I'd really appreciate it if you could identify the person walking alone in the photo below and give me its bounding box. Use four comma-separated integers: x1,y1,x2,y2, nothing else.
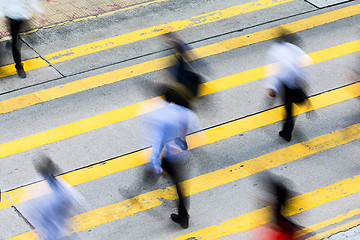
162,31,205,150
24,156,85,239
0,0,45,78
265,28,313,142
144,90,199,229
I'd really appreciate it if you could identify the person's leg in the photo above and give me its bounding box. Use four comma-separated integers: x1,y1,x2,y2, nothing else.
175,106,190,151
9,18,26,78
161,158,189,228
280,86,294,142
293,88,314,118
175,118,188,151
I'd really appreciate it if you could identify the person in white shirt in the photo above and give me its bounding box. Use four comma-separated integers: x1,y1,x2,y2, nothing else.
265,28,313,142
0,0,44,78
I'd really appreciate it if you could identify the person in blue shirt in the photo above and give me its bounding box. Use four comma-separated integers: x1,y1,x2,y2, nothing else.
145,89,201,229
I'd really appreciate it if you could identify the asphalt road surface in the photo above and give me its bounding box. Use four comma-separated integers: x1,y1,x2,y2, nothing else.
0,0,359,239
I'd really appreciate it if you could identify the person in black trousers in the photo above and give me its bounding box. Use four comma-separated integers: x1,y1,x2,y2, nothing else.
163,31,204,150
1,0,44,78
9,18,26,78
161,157,189,228
143,90,194,229
266,28,313,142
280,85,309,141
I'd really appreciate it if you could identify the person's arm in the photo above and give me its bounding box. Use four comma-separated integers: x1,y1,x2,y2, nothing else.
149,124,165,174
265,45,282,97
296,47,314,90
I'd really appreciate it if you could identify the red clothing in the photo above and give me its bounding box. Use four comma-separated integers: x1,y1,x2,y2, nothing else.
253,225,294,240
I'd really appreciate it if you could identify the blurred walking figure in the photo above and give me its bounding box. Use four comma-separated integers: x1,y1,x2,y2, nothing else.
265,28,313,142
25,156,84,240
163,31,204,150
252,174,305,240
0,0,45,78
144,90,199,229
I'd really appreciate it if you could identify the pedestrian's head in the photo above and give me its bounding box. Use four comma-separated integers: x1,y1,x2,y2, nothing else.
164,87,183,104
163,31,177,41
276,27,301,46
163,31,186,54
158,85,189,107
34,154,60,180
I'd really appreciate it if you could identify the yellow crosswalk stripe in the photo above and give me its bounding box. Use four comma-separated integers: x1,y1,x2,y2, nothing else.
45,0,292,64
173,176,360,240
7,123,360,239
200,39,360,96
0,3,358,110
0,39,357,166
5,0,170,39
0,66,359,211
296,208,360,239
0,0,292,78
0,58,49,78
307,218,360,240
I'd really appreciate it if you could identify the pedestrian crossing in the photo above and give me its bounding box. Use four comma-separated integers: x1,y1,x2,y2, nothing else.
6,123,360,239
0,39,357,167
0,4,358,112
1,81,359,211
172,173,360,240
0,0,294,78
0,0,359,239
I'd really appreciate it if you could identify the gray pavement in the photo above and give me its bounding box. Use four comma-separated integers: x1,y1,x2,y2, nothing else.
327,226,360,239
0,0,359,239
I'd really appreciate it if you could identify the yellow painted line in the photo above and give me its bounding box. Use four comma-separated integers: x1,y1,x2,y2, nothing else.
295,208,360,238
1,36,355,114
200,39,360,96
307,218,360,240
45,0,291,64
0,39,356,161
173,175,360,240
0,0,291,78
0,0,170,42
0,5,358,111
0,57,49,78
0,0,290,63
0,37,359,210
7,132,360,240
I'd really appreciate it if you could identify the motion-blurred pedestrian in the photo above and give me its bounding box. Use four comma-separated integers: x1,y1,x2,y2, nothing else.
0,0,45,78
251,174,305,240
144,90,198,229
265,28,313,142
25,156,84,240
164,31,202,99
163,31,204,150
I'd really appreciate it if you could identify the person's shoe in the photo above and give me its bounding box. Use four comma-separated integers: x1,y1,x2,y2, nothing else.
175,137,188,150
279,131,291,142
171,214,189,229
16,67,26,79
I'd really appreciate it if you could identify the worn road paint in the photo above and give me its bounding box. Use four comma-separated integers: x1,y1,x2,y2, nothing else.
0,4,359,114
7,126,360,239
173,174,360,240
